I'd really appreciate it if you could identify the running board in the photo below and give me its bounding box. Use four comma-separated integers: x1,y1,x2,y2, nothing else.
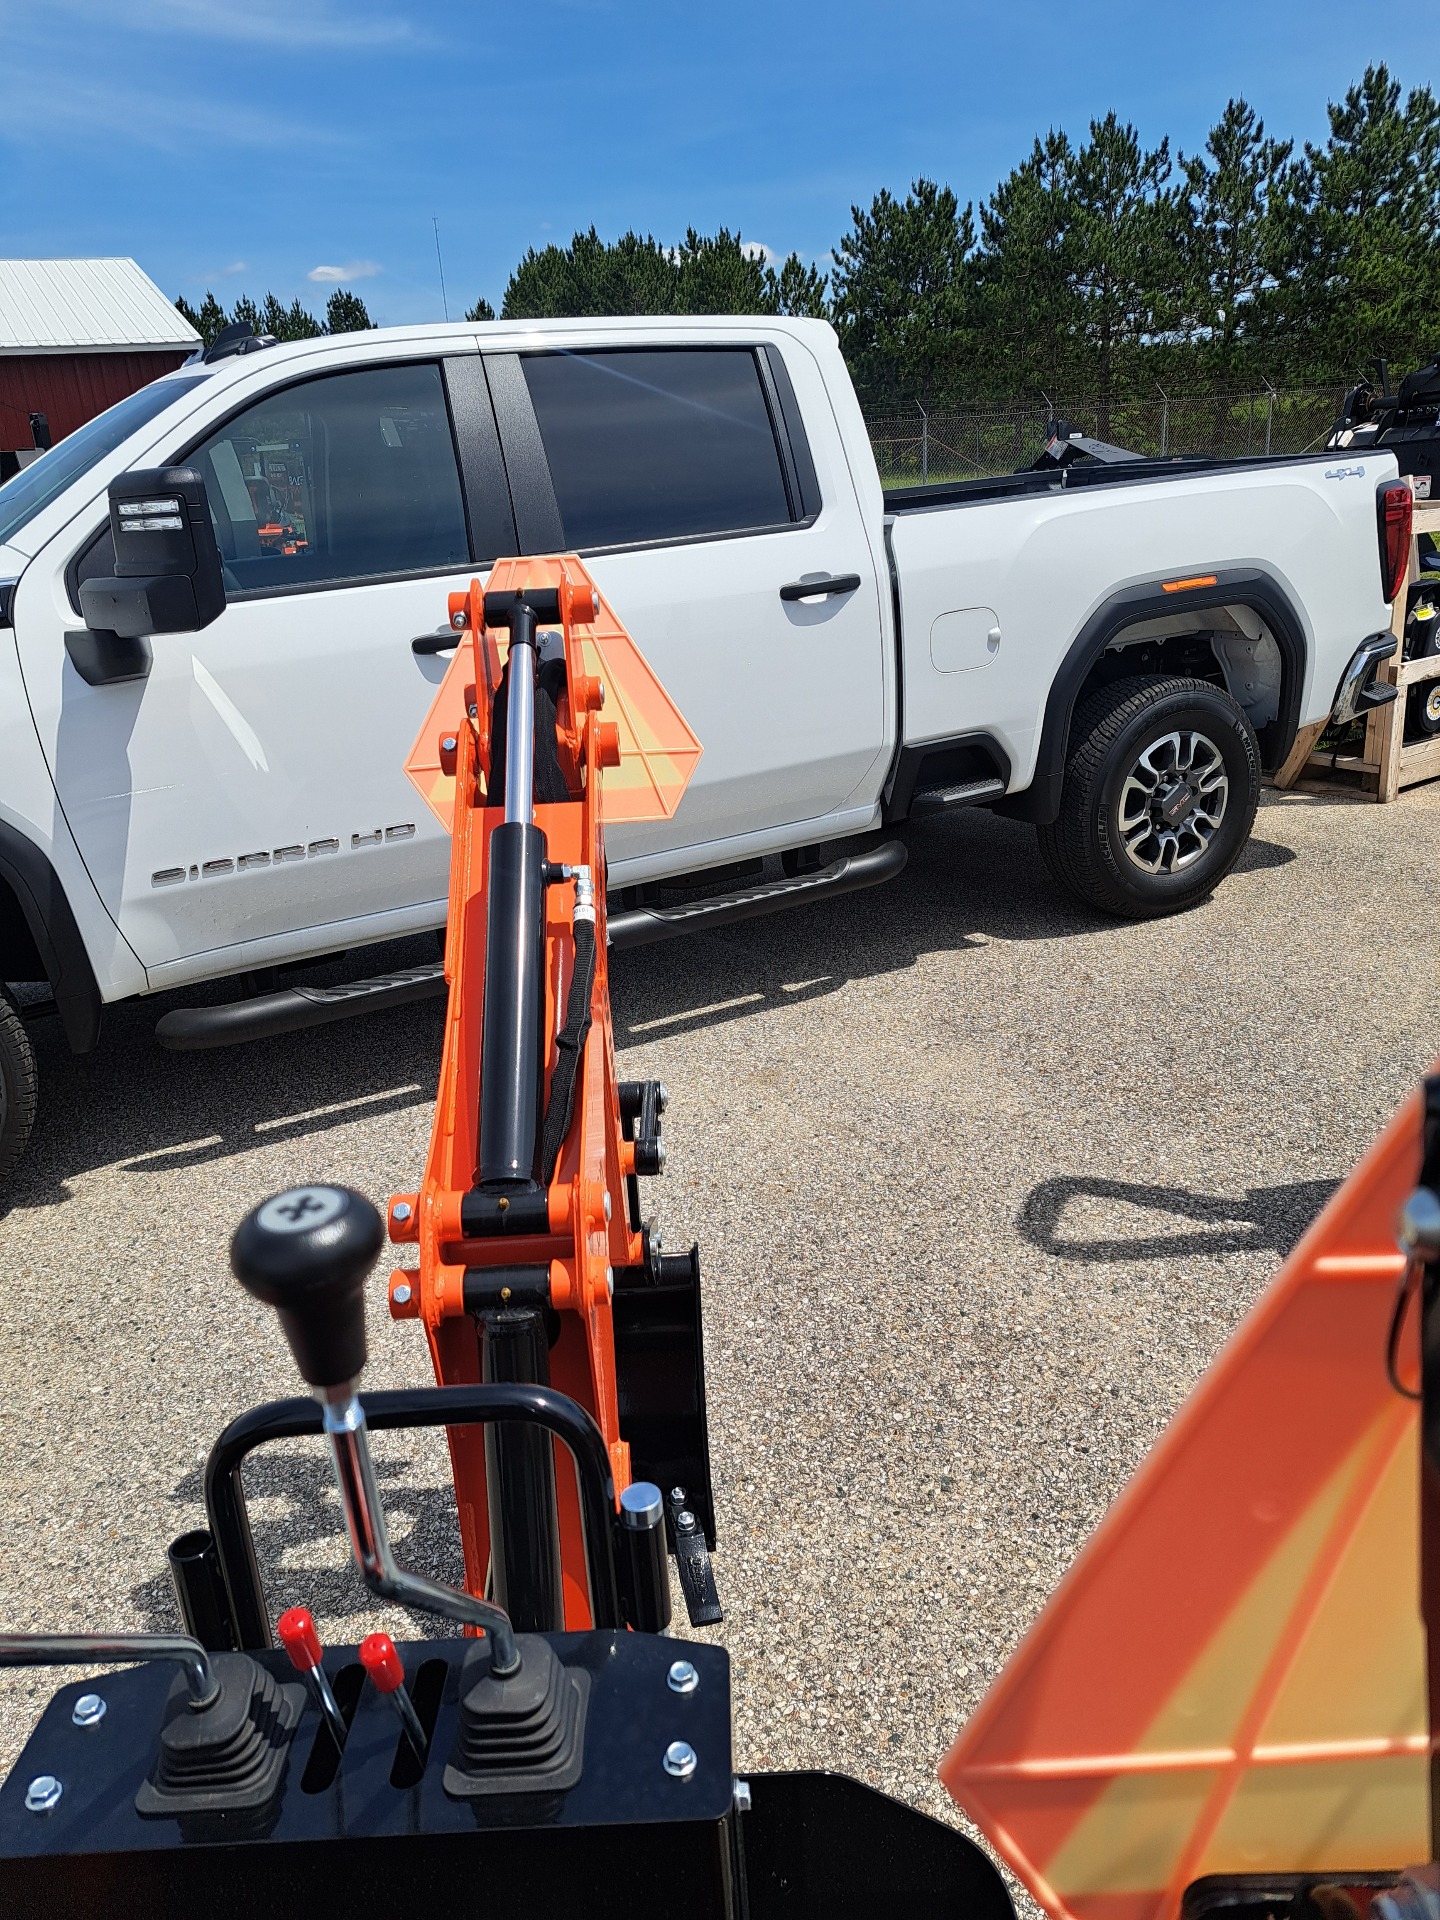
607,839,907,951
155,961,447,1051
908,775,1005,818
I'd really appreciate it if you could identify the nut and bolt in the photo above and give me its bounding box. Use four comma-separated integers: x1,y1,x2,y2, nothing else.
439,737,457,755
25,1775,62,1813
451,610,467,631
675,1509,697,1534
670,1486,686,1505
393,1202,413,1223
392,1282,413,1307
71,1694,106,1728
667,1659,699,1695
663,1740,698,1780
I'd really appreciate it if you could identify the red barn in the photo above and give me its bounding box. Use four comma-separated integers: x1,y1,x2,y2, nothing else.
0,258,199,478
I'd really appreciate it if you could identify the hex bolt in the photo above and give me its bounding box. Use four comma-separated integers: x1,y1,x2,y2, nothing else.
393,1202,413,1223
392,1282,413,1307
667,1659,699,1695
439,738,457,756
670,1486,687,1506
733,1778,753,1813
603,1192,612,1222
676,1509,697,1534
663,1740,698,1780
71,1693,106,1728
25,1775,62,1813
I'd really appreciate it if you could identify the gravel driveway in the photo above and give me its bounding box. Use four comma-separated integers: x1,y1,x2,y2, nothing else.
2,783,1438,1848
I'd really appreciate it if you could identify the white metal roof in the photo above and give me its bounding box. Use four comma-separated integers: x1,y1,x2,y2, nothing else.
0,258,199,354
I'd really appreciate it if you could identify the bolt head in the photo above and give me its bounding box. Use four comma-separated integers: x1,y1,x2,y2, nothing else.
392,1282,413,1307
670,1486,687,1505
656,1082,670,1113
25,1775,61,1813
451,611,467,631
605,1266,614,1302
603,1192,612,1222
393,1201,413,1222
667,1659,699,1695
1401,1188,1440,1255
71,1694,106,1728
663,1740,698,1780
676,1508,697,1533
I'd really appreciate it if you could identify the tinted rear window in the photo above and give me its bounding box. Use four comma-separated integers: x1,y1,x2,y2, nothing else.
521,348,793,549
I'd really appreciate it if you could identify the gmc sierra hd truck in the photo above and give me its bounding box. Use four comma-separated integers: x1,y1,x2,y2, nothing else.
0,315,1407,1179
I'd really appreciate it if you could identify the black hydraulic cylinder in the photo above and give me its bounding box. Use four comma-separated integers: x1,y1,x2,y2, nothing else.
482,1310,565,1632
618,1483,672,1633
167,1529,236,1652
478,821,548,1186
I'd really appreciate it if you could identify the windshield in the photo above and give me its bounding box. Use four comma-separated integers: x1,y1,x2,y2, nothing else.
0,373,209,550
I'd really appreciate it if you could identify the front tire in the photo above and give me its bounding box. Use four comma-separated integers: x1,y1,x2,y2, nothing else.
0,988,38,1185
1037,674,1261,919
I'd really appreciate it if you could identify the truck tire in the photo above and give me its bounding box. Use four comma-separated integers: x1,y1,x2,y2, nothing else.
0,988,38,1184
1037,675,1261,919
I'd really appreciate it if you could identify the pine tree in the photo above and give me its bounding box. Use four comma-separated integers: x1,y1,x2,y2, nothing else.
673,229,772,313
766,253,829,318
229,294,261,335
466,296,496,321
974,130,1078,401
830,180,975,407
1174,100,1292,387
324,288,374,333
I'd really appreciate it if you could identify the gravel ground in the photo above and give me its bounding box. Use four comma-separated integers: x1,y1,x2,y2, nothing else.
2,781,1439,1857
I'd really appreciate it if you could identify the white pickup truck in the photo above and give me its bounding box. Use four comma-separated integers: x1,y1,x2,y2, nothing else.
0,315,1407,1177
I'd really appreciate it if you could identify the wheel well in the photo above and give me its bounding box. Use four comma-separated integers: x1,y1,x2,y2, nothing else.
996,569,1306,825
0,874,46,981
0,824,103,1053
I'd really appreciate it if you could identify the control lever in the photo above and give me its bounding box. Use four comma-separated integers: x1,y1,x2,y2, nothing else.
0,1633,218,1706
231,1184,521,1675
360,1632,429,1760
277,1608,349,1752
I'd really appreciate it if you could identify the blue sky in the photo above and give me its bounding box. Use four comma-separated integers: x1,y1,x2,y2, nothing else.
0,1,1432,326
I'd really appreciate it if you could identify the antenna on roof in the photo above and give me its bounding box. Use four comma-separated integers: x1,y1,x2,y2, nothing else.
433,216,450,323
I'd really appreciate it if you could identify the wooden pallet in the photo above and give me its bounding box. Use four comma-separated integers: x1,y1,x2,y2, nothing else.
1277,489,1440,799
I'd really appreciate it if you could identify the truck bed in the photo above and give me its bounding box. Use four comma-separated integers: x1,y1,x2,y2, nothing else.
883,448,1346,516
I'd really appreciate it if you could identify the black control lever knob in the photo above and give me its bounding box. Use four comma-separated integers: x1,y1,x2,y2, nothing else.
231,1186,385,1390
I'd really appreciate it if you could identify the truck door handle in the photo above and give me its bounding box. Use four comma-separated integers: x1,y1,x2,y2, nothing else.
779,573,862,603
411,630,458,656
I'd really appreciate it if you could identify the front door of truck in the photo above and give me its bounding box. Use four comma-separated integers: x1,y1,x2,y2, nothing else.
15,357,508,979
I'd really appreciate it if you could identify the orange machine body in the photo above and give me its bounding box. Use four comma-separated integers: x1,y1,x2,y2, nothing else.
388,556,652,1629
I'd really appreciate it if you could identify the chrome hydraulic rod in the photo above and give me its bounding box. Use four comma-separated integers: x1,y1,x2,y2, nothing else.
503,612,537,827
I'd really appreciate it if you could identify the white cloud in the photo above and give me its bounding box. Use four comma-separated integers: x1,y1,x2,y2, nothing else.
308,261,381,284
44,0,418,49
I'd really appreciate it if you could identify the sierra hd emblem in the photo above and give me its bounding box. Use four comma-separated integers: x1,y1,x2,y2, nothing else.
151,824,415,887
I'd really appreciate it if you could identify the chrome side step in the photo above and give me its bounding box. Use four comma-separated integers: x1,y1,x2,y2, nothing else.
908,776,1005,818
607,839,907,951
155,960,447,1051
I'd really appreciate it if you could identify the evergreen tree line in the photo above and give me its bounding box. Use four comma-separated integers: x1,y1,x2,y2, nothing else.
175,285,377,345
174,66,1440,416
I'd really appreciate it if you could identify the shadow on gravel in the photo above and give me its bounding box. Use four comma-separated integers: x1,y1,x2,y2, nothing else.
1017,1173,1341,1263
129,1449,465,1636
6,800,1304,1206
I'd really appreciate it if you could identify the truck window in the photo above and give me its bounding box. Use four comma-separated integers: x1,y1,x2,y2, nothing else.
520,348,794,550
188,362,469,594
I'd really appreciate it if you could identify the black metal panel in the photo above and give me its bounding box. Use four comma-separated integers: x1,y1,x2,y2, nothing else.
613,1245,717,1548
0,1635,735,1920
742,1771,1016,1920
481,1312,564,1631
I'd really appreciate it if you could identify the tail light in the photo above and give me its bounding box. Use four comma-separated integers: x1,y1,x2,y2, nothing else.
1378,481,1413,603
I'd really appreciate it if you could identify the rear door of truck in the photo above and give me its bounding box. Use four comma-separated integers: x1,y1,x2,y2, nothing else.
481,331,890,872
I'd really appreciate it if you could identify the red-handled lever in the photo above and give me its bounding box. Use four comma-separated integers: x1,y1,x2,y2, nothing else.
278,1606,348,1753
359,1631,428,1761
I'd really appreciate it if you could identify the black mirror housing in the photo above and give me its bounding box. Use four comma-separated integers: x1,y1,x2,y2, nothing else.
78,467,226,641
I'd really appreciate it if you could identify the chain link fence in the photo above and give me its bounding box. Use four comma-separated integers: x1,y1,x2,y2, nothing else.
865,387,1348,487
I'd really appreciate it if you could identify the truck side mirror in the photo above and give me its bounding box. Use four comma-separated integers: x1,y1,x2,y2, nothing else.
78,467,226,646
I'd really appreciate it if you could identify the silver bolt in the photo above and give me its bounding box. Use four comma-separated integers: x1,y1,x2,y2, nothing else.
25,1775,62,1813
71,1694,106,1728
393,1282,413,1307
440,737,457,754
670,1486,687,1505
451,611,467,631
676,1509,696,1533
1401,1188,1440,1256
393,1202,413,1222
654,1141,667,1172
663,1740,697,1780
733,1777,752,1813
656,1083,670,1113
603,1192,612,1222
667,1659,699,1695
606,1266,614,1302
